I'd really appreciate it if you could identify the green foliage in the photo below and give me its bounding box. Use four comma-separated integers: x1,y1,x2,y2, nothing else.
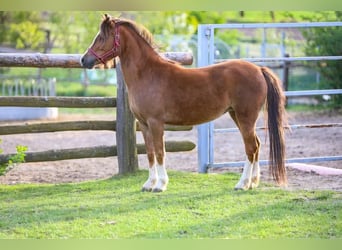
7,145,27,167
302,11,342,106
0,140,28,176
0,11,340,54
1,11,341,102
56,82,116,97
0,12,11,44
286,104,334,112
0,11,117,53
48,11,110,54
0,170,340,238
56,82,85,96
216,30,240,46
0,11,46,51
9,21,45,50
84,84,116,97
186,11,231,28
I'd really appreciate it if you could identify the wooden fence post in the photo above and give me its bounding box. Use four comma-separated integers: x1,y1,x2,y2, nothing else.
115,63,139,174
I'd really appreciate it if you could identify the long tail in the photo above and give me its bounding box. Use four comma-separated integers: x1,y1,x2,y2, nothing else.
261,67,287,185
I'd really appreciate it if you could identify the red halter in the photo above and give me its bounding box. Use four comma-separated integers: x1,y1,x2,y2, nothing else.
88,24,120,66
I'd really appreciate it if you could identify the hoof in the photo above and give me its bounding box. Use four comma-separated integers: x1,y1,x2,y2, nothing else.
234,185,249,191
152,188,165,193
250,178,260,189
141,187,152,192
234,179,251,191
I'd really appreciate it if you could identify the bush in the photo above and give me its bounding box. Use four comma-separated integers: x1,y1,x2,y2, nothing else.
0,139,28,176
56,82,85,96
56,82,116,97
302,11,342,107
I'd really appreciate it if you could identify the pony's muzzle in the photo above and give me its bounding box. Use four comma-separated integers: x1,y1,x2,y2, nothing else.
80,54,96,69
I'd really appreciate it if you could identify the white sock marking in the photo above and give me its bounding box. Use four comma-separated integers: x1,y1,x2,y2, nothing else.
142,164,158,191
235,157,253,190
154,164,169,191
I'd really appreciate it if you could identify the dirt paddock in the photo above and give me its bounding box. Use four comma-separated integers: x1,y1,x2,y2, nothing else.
0,109,341,191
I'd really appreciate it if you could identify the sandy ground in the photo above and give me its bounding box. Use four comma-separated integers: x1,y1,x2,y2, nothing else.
0,109,341,191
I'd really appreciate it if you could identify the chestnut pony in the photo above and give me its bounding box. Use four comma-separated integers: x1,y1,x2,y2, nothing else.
81,14,287,192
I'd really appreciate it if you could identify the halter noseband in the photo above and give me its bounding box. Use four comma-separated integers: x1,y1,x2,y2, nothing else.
88,23,120,66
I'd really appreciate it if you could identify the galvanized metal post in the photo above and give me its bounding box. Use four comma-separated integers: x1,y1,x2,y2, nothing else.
207,27,215,168
197,25,214,173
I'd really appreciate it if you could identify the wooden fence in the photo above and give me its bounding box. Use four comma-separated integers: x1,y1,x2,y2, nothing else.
0,53,195,174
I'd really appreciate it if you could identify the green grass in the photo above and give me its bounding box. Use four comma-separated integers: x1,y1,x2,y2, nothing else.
0,171,341,239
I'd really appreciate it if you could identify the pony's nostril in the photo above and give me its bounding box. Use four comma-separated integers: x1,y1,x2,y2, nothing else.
80,57,86,67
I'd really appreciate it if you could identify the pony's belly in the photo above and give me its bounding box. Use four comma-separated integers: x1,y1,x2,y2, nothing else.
164,109,226,126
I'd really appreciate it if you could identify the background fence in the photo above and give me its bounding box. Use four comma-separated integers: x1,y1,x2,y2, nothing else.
197,22,342,172
0,52,195,174
0,75,58,120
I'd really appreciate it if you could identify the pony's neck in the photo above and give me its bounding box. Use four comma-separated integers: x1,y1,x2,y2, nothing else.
118,25,160,83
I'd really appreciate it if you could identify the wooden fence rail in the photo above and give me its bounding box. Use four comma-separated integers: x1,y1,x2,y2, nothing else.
0,52,193,68
0,141,195,165
0,96,117,108
0,120,116,135
0,52,194,174
0,120,192,135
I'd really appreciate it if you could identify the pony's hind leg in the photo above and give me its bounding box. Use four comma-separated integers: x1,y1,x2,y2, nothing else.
229,110,261,190
235,133,261,190
251,136,261,189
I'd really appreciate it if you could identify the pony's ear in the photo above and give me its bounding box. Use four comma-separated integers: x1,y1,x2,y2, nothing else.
103,13,111,21
103,14,116,28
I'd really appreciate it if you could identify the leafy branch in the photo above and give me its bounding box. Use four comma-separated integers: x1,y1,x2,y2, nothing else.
0,139,28,176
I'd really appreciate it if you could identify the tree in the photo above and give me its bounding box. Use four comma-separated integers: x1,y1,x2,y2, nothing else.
48,11,108,54
302,11,342,106
0,11,46,51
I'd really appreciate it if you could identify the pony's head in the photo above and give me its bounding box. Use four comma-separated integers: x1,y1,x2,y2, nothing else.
81,14,119,69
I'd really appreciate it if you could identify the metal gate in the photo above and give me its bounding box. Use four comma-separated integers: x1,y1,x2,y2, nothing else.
197,22,342,173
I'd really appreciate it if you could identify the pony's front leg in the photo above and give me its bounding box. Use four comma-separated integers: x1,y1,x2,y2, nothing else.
153,162,169,192
140,122,158,192
143,159,168,192
150,120,168,192
152,143,168,191
142,161,158,192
